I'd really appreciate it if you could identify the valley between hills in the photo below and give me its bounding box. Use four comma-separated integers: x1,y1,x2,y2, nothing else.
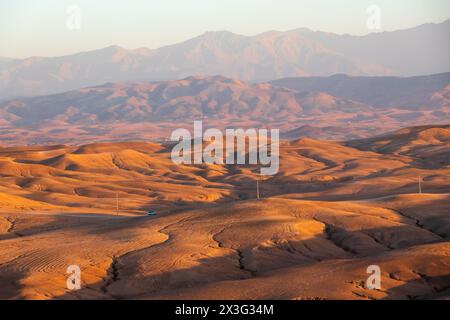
0,125,449,299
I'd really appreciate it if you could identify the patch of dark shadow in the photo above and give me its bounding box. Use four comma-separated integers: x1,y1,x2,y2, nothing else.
389,208,447,239
53,251,260,300
0,217,25,239
420,216,450,238
212,227,255,277
66,164,80,171
388,272,404,282
0,268,29,299
362,224,443,251
412,270,450,294
352,291,376,300
316,222,351,254
341,161,359,171
337,176,359,183
361,230,395,250
364,168,392,179
314,218,375,256
294,149,338,168
5,217,15,233
270,239,321,263
389,208,422,226
385,274,450,300
238,193,251,200
155,142,177,154
302,242,313,251
235,248,256,277
101,256,120,298
2,214,116,240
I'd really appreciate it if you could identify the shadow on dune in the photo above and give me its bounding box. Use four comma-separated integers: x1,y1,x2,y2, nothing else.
2,198,449,300
0,269,29,299
0,211,138,240
51,223,449,300
383,274,450,300
51,243,450,300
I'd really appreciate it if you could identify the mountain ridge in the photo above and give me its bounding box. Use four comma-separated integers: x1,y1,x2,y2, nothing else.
271,72,450,109
0,74,448,146
1,20,448,99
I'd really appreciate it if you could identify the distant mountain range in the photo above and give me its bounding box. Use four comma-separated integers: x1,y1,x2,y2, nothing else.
0,75,371,125
1,20,449,99
270,72,450,109
0,74,448,145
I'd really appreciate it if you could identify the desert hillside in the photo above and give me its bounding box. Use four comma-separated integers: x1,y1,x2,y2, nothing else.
0,125,449,299
0,75,448,146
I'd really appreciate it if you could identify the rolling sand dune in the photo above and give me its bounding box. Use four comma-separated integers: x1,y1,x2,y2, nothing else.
0,125,449,299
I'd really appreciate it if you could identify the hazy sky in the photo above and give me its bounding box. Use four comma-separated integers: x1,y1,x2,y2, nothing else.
1,0,449,58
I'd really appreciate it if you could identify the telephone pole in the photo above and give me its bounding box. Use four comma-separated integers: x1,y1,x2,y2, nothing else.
418,176,422,194
256,177,260,200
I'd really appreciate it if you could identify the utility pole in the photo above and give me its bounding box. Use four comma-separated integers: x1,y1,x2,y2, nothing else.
256,177,260,200
418,176,422,194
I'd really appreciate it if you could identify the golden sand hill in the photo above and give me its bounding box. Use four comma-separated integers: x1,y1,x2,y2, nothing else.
0,125,449,299
347,125,450,167
348,125,450,153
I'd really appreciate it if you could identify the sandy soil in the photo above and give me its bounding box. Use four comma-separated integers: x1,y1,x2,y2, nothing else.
0,125,449,299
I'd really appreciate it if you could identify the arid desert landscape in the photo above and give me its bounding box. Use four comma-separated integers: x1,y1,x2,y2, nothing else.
1,4,450,302
0,125,449,299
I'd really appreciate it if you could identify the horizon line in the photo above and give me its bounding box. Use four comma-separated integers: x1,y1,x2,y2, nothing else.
3,18,449,61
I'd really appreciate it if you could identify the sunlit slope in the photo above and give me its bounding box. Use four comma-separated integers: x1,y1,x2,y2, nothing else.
0,126,449,213
0,125,448,299
0,196,448,299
